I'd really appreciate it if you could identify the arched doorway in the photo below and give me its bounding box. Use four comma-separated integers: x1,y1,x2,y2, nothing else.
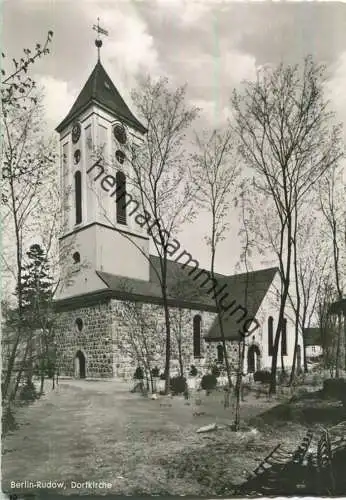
247,345,260,373
75,350,86,379
296,345,302,372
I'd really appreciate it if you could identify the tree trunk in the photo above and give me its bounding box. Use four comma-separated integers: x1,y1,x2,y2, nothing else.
233,340,246,430
335,313,342,377
40,369,45,394
303,338,308,373
178,340,184,378
163,299,171,395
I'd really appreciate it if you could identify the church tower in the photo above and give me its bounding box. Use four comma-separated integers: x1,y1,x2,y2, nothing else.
55,29,150,301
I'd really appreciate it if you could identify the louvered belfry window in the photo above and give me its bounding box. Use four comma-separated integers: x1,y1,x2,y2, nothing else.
75,171,82,224
116,171,127,225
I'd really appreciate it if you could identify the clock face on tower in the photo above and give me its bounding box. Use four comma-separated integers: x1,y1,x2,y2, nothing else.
72,122,81,144
113,123,127,144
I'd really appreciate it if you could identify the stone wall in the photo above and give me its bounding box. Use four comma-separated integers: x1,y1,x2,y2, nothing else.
55,298,246,380
55,301,113,377
110,299,240,380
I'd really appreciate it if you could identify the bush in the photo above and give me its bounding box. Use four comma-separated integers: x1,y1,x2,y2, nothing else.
189,365,198,377
254,370,271,384
151,366,160,378
133,366,144,380
323,378,346,402
160,372,166,380
170,376,187,395
201,373,217,392
1,405,18,436
19,380,38,403
211,365,221,377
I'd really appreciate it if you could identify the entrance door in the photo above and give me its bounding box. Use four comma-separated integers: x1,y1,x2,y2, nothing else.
247,345,260,373
75,350,86,379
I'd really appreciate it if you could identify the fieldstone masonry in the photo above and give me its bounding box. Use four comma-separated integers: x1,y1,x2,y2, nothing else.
55,301,113,377
55,298,250,380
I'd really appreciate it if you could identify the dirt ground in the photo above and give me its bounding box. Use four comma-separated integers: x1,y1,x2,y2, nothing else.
2,378,342,497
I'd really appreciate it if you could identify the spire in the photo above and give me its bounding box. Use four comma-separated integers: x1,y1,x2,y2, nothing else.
55,60,147,134
92,17,108,62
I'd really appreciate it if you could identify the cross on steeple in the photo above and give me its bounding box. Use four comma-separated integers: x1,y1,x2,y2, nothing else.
92,17,109,61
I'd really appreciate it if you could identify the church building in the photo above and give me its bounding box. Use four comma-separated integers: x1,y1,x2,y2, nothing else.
53,36,303,381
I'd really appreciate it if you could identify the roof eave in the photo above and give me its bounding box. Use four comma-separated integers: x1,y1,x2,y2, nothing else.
56,99,147,135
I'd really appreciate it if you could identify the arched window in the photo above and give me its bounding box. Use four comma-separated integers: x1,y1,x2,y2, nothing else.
116,171,126,225
73,252,80,264
217,344,224,363
193,314,201,358
281,318,287,355
268,316,274,356
75,318,83,332
115,150,125,164
75,171,82,224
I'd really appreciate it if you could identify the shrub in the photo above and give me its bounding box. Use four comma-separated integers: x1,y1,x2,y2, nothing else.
19,380,38,403
201,373,217,392
323,378,346,400
1,405,18,436
133,366,144,380
170,376,187,395
211,365,221,377
151,366,160,378
254,370,271,384
189,365,198,377
160,372,166,380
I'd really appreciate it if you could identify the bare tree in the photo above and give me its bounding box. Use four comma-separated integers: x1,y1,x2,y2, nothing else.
115,298,165,393
1,31,53,112
1,35,55,403
317,277,339,377
288,209,330,377
128,77,199,394
189,127,239,397
233,186,253,429
232,56,343,394
318,163,345,374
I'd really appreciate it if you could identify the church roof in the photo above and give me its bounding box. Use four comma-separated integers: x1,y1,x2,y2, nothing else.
95,257,278,340
204,266,278,341
56,61,147,134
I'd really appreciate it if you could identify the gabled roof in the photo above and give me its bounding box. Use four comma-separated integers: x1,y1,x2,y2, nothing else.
53,250,278,337
303,328,322,347
94,257,278,340
205,267,278,341
56,61,147,134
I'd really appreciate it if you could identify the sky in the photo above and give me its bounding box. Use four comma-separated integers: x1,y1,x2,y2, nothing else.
2,0,346,275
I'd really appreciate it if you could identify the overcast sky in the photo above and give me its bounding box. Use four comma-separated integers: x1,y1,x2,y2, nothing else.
3,0,346,275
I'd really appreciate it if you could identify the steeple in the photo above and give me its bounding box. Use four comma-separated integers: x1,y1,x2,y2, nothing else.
55,32,150,301
56,61,146,134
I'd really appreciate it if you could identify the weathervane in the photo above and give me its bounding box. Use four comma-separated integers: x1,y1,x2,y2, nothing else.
92,17,109,61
